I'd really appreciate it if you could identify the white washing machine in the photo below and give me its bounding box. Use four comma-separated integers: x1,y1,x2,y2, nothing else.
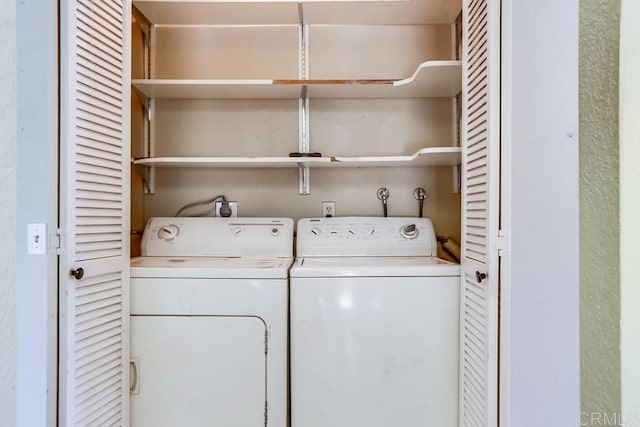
290,217,460,427
130,217,293,427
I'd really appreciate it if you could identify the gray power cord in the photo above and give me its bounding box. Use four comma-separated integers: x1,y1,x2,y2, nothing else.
175,195,231,217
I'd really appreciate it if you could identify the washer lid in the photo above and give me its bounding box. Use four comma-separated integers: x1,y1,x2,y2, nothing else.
131,256,293,279
290,256,459,278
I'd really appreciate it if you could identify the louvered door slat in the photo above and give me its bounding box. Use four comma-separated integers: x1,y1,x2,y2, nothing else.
88,0,123,24
77,163,123,180
460,0,499,426
76,352,121,387
76,129,122,152
76,191,123,203
78,94,122,123
77,38,122,71
77,53,124,87
77,92,123,118
77,172,122,187
77,394,121,426
77,27,123,64
77,4,122,46
77,110,122,134
77,157,122,174
77,141,122,160
77,68,124,100
60,0,130,425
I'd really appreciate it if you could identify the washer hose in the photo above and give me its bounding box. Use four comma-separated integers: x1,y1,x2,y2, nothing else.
437,235,461,263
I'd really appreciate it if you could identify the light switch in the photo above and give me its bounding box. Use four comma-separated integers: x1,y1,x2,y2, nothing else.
27,223,47,255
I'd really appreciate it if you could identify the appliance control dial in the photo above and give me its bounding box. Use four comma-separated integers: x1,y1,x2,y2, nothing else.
310,227,321,236
400,224,419,239
271,227,280,236
233,228,242,236
157,224,180,241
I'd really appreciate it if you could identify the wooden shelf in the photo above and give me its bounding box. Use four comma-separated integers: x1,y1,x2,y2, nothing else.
133,0,461,26
133,156,331,168
331,147,462,168
132,61,461,100
132,147,461,169
132,79,301,100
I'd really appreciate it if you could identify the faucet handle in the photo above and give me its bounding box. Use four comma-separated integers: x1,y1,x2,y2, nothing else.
377,187,390,203
377,187,390,217
413,187,427,217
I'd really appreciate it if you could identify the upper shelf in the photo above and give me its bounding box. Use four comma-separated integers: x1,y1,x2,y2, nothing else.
132,147,462,168
133,0,462,26
132,60,461,100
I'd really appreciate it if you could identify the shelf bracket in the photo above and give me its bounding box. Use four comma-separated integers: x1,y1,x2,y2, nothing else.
298,16,311,195
132,6,151,46
143,98,156,194
453,92,462,193
140,18,156,195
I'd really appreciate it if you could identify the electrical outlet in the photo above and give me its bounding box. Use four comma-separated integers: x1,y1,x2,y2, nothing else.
215,201,238,217
28,223,47,254
322,201,336,217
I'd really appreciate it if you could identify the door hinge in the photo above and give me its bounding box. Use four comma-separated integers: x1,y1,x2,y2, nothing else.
264,331,269,355
264,400,268,427
55,228,64,255
497,230,508,257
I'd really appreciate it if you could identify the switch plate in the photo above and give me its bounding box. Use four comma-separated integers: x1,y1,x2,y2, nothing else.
28,223,47,254
322,201,336,217
215,201,238,217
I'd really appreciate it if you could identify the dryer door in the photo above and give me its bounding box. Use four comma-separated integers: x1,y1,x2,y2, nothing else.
130,315,267,426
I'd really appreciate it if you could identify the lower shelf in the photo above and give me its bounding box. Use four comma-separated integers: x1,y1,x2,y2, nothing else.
132,147,461,169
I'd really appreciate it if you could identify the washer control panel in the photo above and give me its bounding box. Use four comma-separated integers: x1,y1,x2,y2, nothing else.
297,217,437,257
141,217,294,258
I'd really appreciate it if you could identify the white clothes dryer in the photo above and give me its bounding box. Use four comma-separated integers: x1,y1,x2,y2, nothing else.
130,217,293,427
290,217,460,427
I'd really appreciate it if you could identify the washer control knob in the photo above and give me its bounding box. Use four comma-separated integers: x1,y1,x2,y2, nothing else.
369,228,376,237
347,229,356,236
401,224,419,239
311,227,321,236
233,228,242,236
271,227,280,236
157,224,179,240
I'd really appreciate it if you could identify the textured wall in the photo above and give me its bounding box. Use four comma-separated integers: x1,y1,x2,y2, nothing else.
580,0,621,416
0,0,17,425
620,0,640,416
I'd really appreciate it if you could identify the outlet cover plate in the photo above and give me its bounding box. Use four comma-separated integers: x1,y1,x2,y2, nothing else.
322,201,336,217
215,201,238,217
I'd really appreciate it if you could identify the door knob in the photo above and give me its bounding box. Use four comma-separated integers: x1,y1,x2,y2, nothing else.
70,267,84,280
475,271,487,283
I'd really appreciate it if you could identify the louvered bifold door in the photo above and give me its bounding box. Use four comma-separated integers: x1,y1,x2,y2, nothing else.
459,0,500,426
59,0,131,426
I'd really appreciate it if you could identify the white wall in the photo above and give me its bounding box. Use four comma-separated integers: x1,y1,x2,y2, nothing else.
15,1,59,426
504,0,580,425
0,0,18,425
620,0,640,418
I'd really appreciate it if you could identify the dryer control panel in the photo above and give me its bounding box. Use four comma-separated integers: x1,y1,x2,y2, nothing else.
141,217,294,258
297,217,437,257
